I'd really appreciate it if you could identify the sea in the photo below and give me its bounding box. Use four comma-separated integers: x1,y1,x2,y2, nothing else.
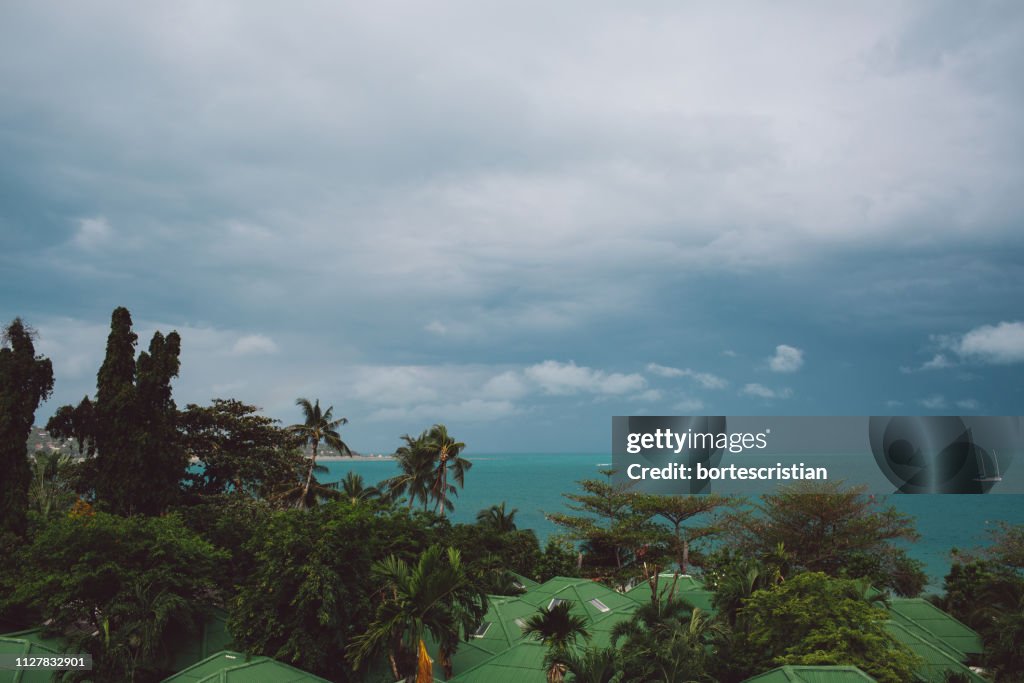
322,452,1024,593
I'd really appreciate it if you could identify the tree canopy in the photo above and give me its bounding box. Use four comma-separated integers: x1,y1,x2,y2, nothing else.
0,318,54,535
722,481,926,595
49,307,185,515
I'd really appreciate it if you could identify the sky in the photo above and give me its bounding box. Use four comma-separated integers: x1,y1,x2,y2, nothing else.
2,1,1023,453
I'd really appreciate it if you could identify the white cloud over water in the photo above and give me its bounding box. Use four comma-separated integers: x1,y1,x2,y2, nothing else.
954,321,1024,364
740,383,792,400
524,360,646,396
769,345,804,373
646,363,728,389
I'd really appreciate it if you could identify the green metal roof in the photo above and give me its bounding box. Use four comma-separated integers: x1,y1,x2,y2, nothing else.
509,572,540,591
884,622,986,683
443,575,989,683
446,641,550,683
430,580,640,680
888,598,983,656
742,665,878,682
160,650,330,683
519,577,641,623
0,629,66,683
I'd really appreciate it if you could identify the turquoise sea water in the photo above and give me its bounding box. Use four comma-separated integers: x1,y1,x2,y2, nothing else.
322,452,1024,592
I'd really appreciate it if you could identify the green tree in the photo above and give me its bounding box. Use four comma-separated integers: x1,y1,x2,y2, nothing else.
287,398,352,508
548,477,663,585
723,481,926,595
423,424,471,517
0,318,54,535
555,646,620,683
521,601,592,683
611,597,714,683
630,493,732,574
336,471,382,504
231,503,441,681
476,502,518,532
10,511,225,682
732,572,919,683
536,538,582,582
941,524,1024,681
45,395,96,456
348,545,487,682
175,494,273,594
27,450,76,520
383,431,436,510
52,307,185,515
179,398,304,499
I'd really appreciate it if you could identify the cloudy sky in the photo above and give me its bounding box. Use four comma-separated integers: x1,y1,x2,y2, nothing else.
2,2,1023,452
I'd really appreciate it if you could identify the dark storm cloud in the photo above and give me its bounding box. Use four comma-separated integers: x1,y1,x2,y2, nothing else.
2,1,1023,450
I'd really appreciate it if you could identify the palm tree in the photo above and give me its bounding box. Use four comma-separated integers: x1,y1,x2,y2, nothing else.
382,431,435,510
287,398,351,508
475,502,517,532
423,424,470,518
348,545,487,682
611,598,715,682
28,450,75,518
555,646,620,683
521,601,591,683
335,471,381,504
271,461,342,509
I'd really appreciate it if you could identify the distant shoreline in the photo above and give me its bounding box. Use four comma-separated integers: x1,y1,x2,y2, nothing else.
319,453,395,462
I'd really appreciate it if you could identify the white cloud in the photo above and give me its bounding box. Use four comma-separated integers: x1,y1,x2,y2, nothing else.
71,217,113,250
646,363,686,378
885,400,904,408
673,398,705,412
900,353,954,374
367,399,518,423
954,321,1024,364
922,354,953,370
231,334,278,355
524,360,645,396
481,371,530,400
645,363,727,389
920,394,947,410
629,389,663,402
740,383,792,400
769,345,804,373
956,398,980,410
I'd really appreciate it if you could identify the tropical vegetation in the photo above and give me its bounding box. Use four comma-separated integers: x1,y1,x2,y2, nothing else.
0,309,1016,682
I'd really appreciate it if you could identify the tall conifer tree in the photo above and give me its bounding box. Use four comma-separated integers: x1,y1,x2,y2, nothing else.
53,307,185,515
0,318,54,535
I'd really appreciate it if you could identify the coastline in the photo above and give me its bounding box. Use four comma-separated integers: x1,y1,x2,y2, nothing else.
319,453,395,462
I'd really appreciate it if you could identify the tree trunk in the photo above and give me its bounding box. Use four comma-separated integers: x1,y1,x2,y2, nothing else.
301,436,318,507
388,653,401,682
437,452,448,518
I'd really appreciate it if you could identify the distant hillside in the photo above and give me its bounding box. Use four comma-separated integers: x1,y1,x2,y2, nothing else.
27,427,76,456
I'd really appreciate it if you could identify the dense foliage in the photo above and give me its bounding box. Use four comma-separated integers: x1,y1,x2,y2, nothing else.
939,524,1024,681
2,308,1016,682
49,307,185,515
6,511,226,682
179,398,304,499
230,502,444,681
721,480,927,596
0,318,54,535
723,572,920,683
